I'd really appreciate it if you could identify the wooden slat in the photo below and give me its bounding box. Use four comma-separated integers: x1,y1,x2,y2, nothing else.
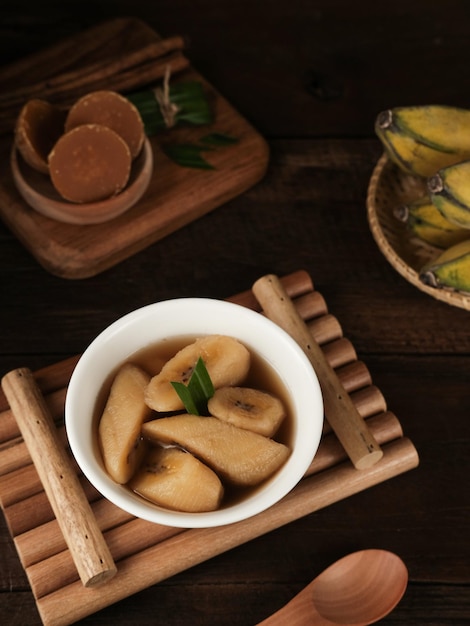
24,410,405,600
34,438,418,626
3,478,101,536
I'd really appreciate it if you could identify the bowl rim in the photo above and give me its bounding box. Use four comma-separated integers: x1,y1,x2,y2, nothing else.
65,297,324,528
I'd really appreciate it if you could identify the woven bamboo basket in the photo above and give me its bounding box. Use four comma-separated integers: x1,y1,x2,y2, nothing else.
366,153,470,311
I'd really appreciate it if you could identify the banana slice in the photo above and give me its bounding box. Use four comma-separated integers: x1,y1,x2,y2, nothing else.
98,363,152,484
144,335,251,412
207,386,286,437
130,446,224,512
142,414,290,486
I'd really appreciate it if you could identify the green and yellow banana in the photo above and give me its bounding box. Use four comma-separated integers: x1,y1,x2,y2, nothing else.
375,105,470,177
394,195,470,248
428,160,470,229
420,238,470,293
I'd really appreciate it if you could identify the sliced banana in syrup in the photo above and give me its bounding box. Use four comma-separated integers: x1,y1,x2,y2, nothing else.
144,335,251,412
208,386,286,437
130,446,224,513
142,414,290,487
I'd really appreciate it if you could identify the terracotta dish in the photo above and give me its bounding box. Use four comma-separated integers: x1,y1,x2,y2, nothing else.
11,138,153,225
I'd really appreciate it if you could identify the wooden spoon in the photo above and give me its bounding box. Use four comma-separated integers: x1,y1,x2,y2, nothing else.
257,549,408,625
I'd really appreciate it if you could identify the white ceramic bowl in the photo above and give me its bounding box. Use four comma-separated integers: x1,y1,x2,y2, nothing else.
65,298,323,528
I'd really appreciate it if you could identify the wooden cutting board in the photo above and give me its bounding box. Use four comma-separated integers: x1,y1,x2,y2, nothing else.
0,18,269,279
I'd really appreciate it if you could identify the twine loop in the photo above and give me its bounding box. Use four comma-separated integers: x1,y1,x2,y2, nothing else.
153,65,180,128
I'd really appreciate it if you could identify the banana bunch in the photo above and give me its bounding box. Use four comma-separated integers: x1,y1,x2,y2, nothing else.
375,105,470,177
394,195,469,249
428,160,470,228
420,239,470,293
374,104,470,295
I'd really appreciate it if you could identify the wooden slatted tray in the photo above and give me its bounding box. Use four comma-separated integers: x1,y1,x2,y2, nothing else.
0,270,419,626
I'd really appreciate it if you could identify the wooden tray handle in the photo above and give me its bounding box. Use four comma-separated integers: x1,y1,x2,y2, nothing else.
1,368,117,587
252,274,383,470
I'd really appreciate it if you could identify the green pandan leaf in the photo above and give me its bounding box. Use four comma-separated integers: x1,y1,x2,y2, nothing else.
200,132,239,146
127,81,212,135
171,357,215,415
162,143,215,169
173,82,213,126
171,381,200,415
190,357,215,400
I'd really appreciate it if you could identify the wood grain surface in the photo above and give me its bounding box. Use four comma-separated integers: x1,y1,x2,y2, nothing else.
0,2,469,625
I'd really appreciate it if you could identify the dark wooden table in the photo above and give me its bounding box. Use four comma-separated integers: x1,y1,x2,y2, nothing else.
1,1,469,624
